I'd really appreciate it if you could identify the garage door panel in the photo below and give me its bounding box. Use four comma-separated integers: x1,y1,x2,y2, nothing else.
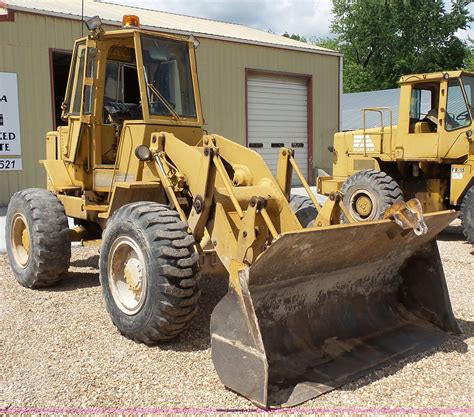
248,87,308,96
248,118,308,125
247,106,308,118
248,94,307,103
249,129,308,136
248,103,307,110
249,134,308,139
248,77,306,85
248,77,306,90
248,127,307,133
249,120,308,127
248,99,307,107
248,111,307,119
248,103,307,111
247,89,307,99
247,110,307,118
249,86,306,95
248,85,307,94
247,73,309,184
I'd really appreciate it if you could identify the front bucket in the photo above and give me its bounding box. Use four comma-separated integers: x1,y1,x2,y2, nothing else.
210,211,460,407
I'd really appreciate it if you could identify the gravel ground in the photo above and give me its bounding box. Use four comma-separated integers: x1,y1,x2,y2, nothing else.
0,228,472,412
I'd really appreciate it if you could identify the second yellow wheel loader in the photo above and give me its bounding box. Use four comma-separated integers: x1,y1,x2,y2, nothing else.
5,16,460,407
318,71,474,243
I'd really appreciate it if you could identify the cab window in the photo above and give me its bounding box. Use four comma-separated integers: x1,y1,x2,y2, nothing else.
102,46,142,123
445,79,471,131
67,42,86,115
462,75,473,109
104,61,140,104
83,47,97,115
141,35,196,118
410,89,432,119
409,83,439,133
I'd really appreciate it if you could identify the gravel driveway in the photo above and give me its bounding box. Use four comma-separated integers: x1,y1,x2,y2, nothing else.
1,230,472,412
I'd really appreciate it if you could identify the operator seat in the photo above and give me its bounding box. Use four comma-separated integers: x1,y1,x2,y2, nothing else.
414,121,432,133
420,108,438,133
101,101,142,164
104,101,142,121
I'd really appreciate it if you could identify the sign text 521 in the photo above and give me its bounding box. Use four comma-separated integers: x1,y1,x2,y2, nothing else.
0,158,22,171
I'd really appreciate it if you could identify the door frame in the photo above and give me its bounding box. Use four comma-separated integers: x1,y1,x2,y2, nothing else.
49,48,73,130
245,68,314,184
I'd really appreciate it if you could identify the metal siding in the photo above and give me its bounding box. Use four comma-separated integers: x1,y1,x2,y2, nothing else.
0,11,339,205
247,74,308,182
342,88,400,131
196,37,339,177
0,13,82,205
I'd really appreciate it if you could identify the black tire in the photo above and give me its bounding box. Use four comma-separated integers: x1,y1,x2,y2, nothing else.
289,194,318,228
460,185,474,244
341,169,403,222
99,202,201,344
6,188,71,288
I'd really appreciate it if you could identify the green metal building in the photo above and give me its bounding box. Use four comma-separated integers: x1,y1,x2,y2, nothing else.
0,0,341,205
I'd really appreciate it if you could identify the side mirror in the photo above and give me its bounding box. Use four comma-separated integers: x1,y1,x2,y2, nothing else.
467,130,473,141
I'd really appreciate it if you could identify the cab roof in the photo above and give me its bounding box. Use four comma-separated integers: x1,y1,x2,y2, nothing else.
78,28,193,44
399,70,474,84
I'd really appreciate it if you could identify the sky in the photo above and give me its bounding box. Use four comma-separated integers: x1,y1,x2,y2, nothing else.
108,0,473,41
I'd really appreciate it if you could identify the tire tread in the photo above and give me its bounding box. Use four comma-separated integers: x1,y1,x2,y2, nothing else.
6,188,71,288
340,169,403,222
289,194,318,228
100,202,200,344
460,186,474,244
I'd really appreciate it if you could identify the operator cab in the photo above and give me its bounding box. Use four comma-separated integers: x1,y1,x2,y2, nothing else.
407,73,473,135
61,15,203,167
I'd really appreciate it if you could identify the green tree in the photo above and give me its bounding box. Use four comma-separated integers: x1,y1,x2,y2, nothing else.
465,38,474,71
331,0,473,92
310,36,341,51
282,32,308,43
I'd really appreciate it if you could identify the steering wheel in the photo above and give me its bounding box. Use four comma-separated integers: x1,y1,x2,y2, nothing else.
456,110,470,121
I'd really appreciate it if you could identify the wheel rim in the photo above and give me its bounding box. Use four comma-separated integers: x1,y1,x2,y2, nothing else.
10,213,30,268
349,189,378,221
108,236,147,315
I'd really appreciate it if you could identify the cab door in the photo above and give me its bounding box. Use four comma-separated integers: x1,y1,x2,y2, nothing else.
396,82,440,160
438,78,472,159
62,39,97,163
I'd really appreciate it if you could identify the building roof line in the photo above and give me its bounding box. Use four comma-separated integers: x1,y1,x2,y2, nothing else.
4,1,343,57
96,0,250,29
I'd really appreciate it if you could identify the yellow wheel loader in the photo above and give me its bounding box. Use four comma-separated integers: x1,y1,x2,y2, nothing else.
5,16,461,407
318,71,474,243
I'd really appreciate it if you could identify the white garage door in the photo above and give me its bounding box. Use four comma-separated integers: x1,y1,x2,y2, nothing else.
247,73,309,184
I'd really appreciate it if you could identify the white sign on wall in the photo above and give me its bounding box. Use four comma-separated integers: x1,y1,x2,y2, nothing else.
0,72,22,170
